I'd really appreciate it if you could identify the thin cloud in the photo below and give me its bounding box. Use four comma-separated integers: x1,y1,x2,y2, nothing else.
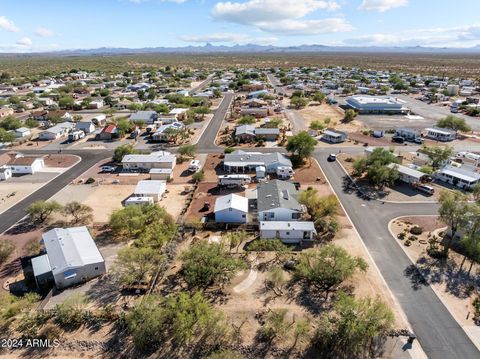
16,37,32,47
35,27,55,38
358,0,408,12
0,16,20,32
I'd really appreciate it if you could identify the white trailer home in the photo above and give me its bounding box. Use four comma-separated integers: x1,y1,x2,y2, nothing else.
424,127,456,142
259,221,317,244
387,163,429,184
35,226,106,290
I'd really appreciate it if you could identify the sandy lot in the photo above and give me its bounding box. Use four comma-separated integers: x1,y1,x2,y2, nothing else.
299,103,362,132
0,182,47,215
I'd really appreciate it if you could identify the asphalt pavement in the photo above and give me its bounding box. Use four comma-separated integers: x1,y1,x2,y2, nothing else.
315,149,479,359
0,150,111,234
196,92,234,151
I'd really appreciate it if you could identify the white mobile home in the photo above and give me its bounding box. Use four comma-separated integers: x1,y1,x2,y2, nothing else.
122,151,176,171
7,154,45,174
388,163,429,184
435,166,480,189
424,127,456,142
36,226,106,289
214,194,249,224
260,221,317,244
133,180,166,202
322,129,347,144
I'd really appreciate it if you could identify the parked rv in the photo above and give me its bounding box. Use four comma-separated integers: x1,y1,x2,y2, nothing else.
188,160,201,172
218,174,251,188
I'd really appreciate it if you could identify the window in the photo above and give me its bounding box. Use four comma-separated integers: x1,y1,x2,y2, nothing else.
242,214,246,218
286,231,290,235
95,266,99,271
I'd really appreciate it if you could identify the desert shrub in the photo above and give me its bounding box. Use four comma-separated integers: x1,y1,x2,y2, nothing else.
85,177,95,184
397,232,406,240
246,239,289,252
0,240,15,264
410,226,423,235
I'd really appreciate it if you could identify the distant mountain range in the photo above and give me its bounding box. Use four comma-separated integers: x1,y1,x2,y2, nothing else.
2,43,480,57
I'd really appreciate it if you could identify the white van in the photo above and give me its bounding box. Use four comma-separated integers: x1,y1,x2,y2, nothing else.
415,184,435,196
188,160,201,172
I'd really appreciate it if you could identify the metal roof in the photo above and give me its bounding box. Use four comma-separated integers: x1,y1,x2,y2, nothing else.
214,194,248,213
224,151,292,168
134,180,166,195
257,179,302,212
260,221,316,231
42,226,104,276
122,151,175,164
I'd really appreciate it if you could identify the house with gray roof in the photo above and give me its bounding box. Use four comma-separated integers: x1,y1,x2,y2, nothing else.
256,180,304,221
223,151,292,174
130,110,158,124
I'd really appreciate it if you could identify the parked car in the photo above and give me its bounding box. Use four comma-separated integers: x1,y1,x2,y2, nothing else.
101,165,116,173
327,154,337,162
392,136,405,144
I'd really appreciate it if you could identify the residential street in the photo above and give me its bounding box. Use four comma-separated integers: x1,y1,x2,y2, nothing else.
0,150,111,234
196,92,234,151
315,149,478,359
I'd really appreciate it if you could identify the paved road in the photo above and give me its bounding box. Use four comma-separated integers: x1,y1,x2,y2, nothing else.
314,149,479,359
191,74,214,94
196,92,234,151
0,150,110,234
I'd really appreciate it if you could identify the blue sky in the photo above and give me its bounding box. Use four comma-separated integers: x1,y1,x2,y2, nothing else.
1,0,479,52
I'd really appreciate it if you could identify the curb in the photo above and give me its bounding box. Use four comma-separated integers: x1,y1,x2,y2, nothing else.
387,216,480,353
313,158,428,359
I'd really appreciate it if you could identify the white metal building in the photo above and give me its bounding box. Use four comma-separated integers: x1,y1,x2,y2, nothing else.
36,226,106,289
214,194,249,224
133,180,166,202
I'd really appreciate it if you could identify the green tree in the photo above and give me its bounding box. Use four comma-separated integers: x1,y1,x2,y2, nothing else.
421,145,453,169
309,120,325,131
0,116,22,131
315,292,394,358
290,96,308,109
286,131,317,165
0,128,15,143
63,201,93,225
181,241,245,289
113,143,136,162
192,170,205,183
343,109,357,123
25,118,38,128
352,148,399,189
473,183,480,202
109,204,175,241
26,200,62,224
178,144,196,158
259,308,291,344
58,96,75,109
436,115,471,133
113,245,164,286
115,117,133,138
224,230,248,253
312,92,326,104
126,292,229,352
0,240,15,265
237,115,255,125
295,245,368,297
438,190,468,256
